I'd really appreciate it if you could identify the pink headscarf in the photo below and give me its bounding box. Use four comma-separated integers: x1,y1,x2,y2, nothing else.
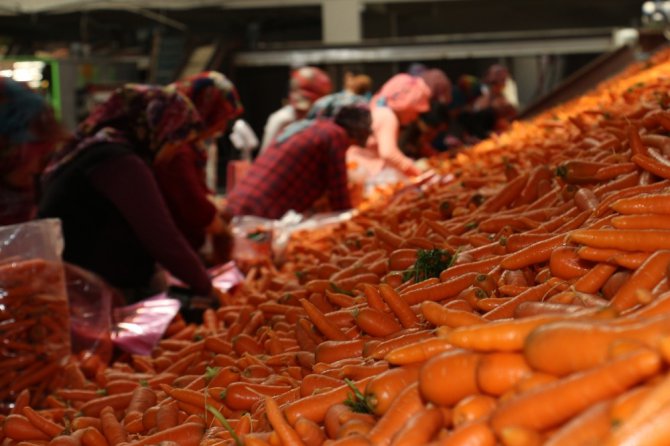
376,74,431,115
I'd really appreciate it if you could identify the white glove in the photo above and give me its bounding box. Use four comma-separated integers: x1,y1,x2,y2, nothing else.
229,119,259,161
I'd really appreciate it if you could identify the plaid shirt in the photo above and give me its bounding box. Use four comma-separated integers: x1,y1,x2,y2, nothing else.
226,120,351,219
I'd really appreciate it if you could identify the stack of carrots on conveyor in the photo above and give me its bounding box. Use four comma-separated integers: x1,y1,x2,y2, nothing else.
6,48,670,446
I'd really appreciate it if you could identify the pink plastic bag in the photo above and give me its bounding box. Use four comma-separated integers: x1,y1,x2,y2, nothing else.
111,293,181,356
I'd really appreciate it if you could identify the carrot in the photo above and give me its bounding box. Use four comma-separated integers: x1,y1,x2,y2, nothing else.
283,377,372,426
543,399,613,446
79,392,134,417
361,283,387,311
155,402,179,431
354,307,402,337
481,173,529,213
627,123,646,156
490,348,660,434
430,420,496,446
574,263,618,294
452,394,497,427
419,349,481,406
295,417,326,446
365,329,434,360
80,427,107,446
476,352,532,397
123,387,156,422
367,383,423,446
483,279,566,321
264,396,305,446
439,256,503,282
21,407,63,438
401,272,479,305
363,365,421,416
421,301,486,328
609,250,670,310
569,228,670,251
99,407,126,446
383,336,452,365
124,423,204,446
378,284,419,328
500,234,566,270
300,299,348,341
389,407,443,446
632,152,670,179
531,303,661,362
556,160,608,184
3,414,51,441
549,246,590,280
315,339,366,364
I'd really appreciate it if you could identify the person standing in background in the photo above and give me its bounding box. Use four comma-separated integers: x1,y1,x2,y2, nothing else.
156,71,244,263
0,78,66,226
259,66,332,152
474,64,518,133
39,85,213,302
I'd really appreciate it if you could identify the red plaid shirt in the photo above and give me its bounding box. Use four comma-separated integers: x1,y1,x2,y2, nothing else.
226,120,351,219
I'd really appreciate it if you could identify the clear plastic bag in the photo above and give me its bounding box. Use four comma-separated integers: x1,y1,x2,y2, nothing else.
65,263,117,365
111,293,181,356
230,215,274,268
0,219,70,410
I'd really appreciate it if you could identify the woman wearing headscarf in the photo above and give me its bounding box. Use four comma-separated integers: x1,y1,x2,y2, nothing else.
38,85,212,301
156,72,244,261
351,73,431,178
259,66,333,152
0,78,66,225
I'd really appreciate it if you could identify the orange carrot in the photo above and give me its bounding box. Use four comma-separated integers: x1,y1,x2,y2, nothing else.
367,383,424,446
265,396,305,446
419,349,481,406
609,250,670,310
490,348,660,434
378,284,419,328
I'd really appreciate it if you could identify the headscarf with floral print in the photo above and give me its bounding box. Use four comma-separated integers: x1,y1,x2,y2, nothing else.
44,84,202,177
170,71,244,138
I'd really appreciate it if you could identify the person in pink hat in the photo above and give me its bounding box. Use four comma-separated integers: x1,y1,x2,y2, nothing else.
260,66,332,152
349,73,431,179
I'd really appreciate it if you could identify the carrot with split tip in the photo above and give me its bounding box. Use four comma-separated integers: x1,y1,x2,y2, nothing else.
378,284,419,328
490,348,661,434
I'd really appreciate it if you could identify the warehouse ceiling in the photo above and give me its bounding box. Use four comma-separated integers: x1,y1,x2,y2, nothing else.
0,0,645,50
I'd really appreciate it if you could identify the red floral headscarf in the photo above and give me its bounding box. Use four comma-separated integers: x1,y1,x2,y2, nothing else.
45,84,202,176
171,71,244,138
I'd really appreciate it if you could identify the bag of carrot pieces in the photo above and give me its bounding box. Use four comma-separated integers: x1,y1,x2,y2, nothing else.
0,219,71,412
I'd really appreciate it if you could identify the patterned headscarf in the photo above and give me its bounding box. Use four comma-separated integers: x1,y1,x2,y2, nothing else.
0,78,64,176
375,74,431,115
288,66,333,112
170,71,244,137
44,84,202,176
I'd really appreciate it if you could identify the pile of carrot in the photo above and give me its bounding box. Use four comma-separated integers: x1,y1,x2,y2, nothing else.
8,48,670,446
0,259,70,413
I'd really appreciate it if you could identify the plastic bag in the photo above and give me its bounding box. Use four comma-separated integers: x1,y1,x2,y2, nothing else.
0,219,70,410
230,215,274,268
65,263,117,365
111,293,181,356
